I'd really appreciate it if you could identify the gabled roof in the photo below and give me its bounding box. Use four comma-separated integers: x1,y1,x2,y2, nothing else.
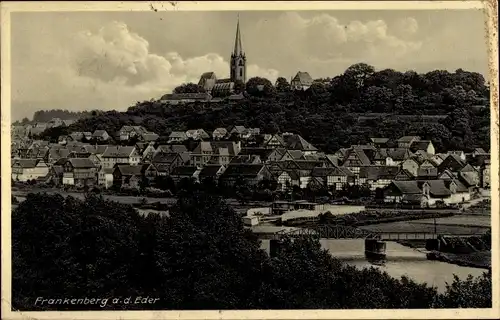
92,130,109,137
221,164,265,177
370,137,389,144
102,146,135,158
282,134,318,151
438,154,466,172
359,166,400,180
169,131,188,139
291,71,313,86
193,141,213,153
417,167,438,178
342,148,371,166
210,141,239,156
152,152,180,164
114,164,143,176
390,181,421,194
419,180,451,197
198,164,224,178
410,140,433,152
142,133,159,142
157,144,188,154
386,148,412,161
66,158,95,169
12,159,40,168
458,171,478,187
398,136,420,143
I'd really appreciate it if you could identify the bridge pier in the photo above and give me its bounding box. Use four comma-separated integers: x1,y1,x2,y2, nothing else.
425,238,441,251
364,239,387,260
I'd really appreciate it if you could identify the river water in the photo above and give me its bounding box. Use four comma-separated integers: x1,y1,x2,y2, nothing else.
260,239,486,293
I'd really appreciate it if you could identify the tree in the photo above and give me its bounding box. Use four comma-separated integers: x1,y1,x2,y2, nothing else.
173,83,206,94
233,80,246,94
275,77,291,93
246,77,277,97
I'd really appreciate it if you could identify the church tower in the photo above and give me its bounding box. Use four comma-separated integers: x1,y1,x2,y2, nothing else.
230,16,246,83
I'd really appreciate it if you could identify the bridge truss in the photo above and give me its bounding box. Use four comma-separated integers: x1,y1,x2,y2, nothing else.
274,225,381,240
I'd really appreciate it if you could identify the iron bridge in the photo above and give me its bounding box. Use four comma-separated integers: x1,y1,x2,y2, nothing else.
273,225,381,240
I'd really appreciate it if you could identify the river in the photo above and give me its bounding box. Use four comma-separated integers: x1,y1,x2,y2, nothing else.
260,239,486,293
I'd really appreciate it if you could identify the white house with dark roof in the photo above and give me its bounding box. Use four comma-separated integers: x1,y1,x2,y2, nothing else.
101,146,140,169
290,71,313,90
11,159,49,182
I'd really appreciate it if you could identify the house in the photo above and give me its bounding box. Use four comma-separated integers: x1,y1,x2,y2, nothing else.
358,166,401,191
190,141,214,167
197,164,226,182
113,165,144,189
69,132,85,142
160,92,212,104
47,165,64,186
209,147,231,166
185,129,210,140
229,154,262,165
151,152,185,176
341,148,371,175
438,154,466,173
98,168,114,189
410,140,435,155
169,166,199,183
383,181,424,206
290,71,313,90
369,137,389,148
401,158,420,177
101,146,141,169
480,159,491,188
311,166,355,191
92,130,110,142
140,132,159,143
447,150,466,162
210,141,242,157
219,164,273,186
11,159,49,182
472,148,487,157
282,134,318,155
416,167,438,180
168,131,188,143
45,146,70,165
397,136,420,148
262,134,286,149
430,153,448,166
385,148,413,166
48,118,64,128
83,132,93,140
156,144,189,154
139,143,157,162
228,125,248,138
212,128,228,140
119,125,147,141
60,158,97,187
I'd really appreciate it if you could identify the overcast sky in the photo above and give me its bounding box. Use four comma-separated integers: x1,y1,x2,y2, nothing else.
10,9,489,120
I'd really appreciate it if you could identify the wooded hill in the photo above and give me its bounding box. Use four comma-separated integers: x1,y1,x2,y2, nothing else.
39,64,490,154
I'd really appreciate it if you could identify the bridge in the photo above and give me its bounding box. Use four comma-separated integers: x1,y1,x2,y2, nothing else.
256,225,477,241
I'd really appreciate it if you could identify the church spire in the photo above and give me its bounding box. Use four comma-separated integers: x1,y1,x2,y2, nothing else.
233,15,243,56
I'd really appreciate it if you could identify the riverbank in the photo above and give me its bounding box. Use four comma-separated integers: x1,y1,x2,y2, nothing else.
427,251,491,270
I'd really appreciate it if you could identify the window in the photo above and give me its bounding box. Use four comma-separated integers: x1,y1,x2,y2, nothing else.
238,60,244,66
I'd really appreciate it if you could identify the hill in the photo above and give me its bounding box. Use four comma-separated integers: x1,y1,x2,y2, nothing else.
39,64,490,153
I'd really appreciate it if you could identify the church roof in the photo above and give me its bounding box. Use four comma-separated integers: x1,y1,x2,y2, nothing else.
200,72,216,80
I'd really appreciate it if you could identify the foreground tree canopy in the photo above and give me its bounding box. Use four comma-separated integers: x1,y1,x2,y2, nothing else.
12,192,492,310
35,64,490,153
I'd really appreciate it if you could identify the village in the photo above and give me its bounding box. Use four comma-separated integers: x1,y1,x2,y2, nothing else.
11,119,491,211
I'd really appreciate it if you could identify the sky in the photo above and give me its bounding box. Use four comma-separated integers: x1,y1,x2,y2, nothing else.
10,9,490,120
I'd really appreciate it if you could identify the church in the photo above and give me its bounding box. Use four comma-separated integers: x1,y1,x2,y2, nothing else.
198,17,247,96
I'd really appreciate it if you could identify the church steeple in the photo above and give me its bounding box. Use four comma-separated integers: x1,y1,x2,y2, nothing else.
230,15,246,83
233,15,243,56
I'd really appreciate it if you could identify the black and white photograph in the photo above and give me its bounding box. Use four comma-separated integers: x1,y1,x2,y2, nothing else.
1,1,498,319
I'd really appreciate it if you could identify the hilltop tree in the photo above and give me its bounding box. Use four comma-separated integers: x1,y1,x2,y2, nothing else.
173,83,206,94
275,77,291,93
246,77,277,97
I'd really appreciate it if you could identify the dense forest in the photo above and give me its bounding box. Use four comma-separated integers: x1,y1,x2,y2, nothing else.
13,192,492,310
39,64,490,153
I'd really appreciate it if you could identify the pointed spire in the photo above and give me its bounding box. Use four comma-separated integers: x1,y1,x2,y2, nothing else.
233,14,243,56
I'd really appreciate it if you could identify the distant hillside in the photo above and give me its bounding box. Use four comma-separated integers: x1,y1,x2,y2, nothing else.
39,64,491,153
31,109,97,122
